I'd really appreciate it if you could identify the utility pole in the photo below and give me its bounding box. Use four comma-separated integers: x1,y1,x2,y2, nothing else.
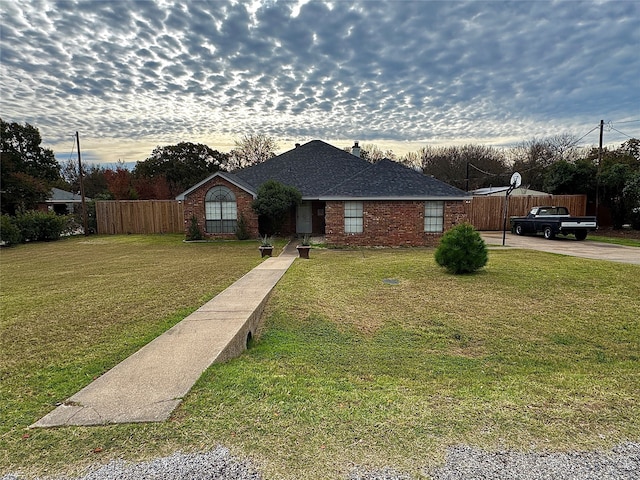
595,120,604,222
466,162,470,192
76,131,89,236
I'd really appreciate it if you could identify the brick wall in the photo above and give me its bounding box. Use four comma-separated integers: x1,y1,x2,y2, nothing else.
182,177,259,239
325,200,468,247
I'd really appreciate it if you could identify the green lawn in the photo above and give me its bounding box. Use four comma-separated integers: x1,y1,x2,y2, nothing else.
588,235,640,247
1,237,639,479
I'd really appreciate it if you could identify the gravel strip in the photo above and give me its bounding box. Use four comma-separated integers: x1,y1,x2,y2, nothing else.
1,447,261,480
349,442,640,480
3,443,639,480
427,443,640,480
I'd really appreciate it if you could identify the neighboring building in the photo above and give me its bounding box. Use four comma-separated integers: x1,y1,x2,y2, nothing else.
176,140,471,247
38,187,90,214
472,186,550,197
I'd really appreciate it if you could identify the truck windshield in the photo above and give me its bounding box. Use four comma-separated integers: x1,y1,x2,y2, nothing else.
533,207,569,215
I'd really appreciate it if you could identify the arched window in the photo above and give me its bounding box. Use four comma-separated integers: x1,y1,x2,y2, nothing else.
205,186,237,233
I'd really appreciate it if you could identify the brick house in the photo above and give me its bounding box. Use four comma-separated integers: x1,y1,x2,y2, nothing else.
176,140,471,247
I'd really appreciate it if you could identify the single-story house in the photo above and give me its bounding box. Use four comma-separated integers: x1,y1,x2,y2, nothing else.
38,187,90,215
176,140,471,247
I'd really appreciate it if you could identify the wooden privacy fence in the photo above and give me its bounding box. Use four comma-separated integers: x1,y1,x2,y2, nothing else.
96,200,184,234
468,195,587,231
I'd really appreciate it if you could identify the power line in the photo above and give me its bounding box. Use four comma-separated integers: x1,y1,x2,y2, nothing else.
574,124,600,145
611,119,640,125
605,121,635,139
609,126,634,138
468,162,504,177
66,136,76,163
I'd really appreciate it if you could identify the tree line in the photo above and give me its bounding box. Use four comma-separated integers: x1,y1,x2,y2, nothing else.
1,119,277,212
2,117,639,230
363,136,640,229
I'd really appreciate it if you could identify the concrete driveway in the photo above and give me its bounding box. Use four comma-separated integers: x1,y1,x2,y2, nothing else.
480,231,640,265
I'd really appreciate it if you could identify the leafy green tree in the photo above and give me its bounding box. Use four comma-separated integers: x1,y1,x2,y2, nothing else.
61,158,111,199
600,162,632,229
585,139,640,228
543,158,597,195
618,138,640,163
134,142,228,197
623,172,640,229
1,119,61,214
251,180,301,235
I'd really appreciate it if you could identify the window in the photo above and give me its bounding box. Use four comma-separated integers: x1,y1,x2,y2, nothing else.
344,201,363,233
424,201,444,232
205,186,237,233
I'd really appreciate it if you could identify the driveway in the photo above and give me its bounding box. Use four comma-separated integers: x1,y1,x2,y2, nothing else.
480,231,640,265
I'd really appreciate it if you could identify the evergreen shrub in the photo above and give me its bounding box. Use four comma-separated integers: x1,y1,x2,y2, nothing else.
434,223,488,274
235,213,250,240
186,215,204,241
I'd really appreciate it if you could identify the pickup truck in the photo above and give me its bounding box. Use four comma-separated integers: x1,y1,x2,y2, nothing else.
510,206,597,240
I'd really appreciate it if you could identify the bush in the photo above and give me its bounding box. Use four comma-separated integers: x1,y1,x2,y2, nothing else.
434,223,488,274
71,200,97,234
1,215,21,246
235,213,251,240
15,210,70,242
186,215,204,241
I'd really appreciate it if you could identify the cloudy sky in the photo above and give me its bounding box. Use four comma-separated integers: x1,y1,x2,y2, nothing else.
1,0,639,165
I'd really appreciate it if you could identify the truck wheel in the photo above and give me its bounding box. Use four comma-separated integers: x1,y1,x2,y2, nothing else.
543,226,555,240
575,230,587,241
515,224,523,235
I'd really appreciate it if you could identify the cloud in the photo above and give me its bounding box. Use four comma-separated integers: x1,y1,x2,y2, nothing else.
1,0,638,164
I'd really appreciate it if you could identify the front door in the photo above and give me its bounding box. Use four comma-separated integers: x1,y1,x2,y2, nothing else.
296,202,313,234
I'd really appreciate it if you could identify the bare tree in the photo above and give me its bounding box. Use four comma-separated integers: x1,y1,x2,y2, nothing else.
398,150,421,169
416,144,508,191
509,134,581,190
228,133,277,170
360,143,396,163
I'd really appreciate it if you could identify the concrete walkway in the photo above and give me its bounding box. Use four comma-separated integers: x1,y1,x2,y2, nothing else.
32,244,298,428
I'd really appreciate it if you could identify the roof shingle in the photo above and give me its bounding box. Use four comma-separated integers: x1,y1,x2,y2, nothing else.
177,140,469,200
234,140,468,199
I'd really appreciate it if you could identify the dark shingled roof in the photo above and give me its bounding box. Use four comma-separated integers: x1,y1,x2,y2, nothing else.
177,140,469,200
322,158,468,198
233,140,468,199
233,140,370,197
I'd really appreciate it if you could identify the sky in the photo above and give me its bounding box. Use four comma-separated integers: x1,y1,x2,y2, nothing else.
1,0,639,166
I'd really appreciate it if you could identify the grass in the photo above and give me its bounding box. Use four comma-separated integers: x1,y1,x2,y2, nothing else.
1,238,639,479
588,235,640,247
